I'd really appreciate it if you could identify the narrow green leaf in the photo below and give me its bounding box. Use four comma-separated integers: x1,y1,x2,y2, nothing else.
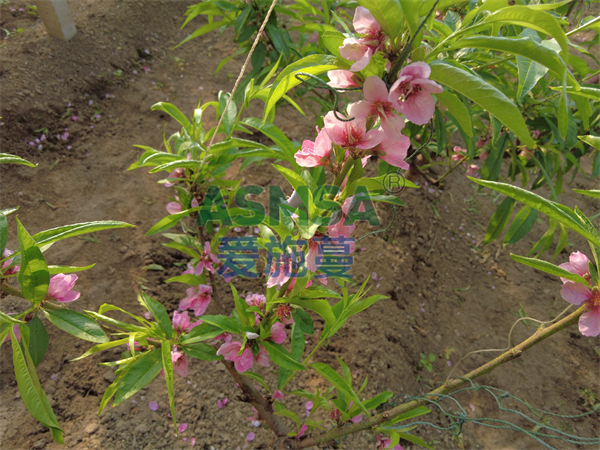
47,264,96,275
16,218,49,303
11,327,63,438
0,153,37,167
263,55,342,120
510,254,588,285
113,350,163,406
578,135,600,151
552,223,569,260
72,338,129,361
180,322,223,344
0,311,24,325
138,292,172,339
181,342,222,361
43,309,109,343
200,315,240,335
484,197,515,245
241,371,271,393
482,6,570,61
429,61,534,148
310,362,369,416
151,102,191,133
435,91,472,136
32,221,134,248
503,205,538,245
363,391,393,410
0,212,7,255
292,309,314,335
470,178,600,248
27,315,49,367
572,189,600,199
262,341,306,371
241,118,300,171
145,208,198,236
161,341,178,434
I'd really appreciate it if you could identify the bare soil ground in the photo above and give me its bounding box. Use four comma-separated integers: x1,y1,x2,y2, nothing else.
0,1,599,450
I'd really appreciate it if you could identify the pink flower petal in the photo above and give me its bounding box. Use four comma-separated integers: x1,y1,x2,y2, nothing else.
579,307,600,337
148,401,159,411
247,432,255,442
178,423,188,433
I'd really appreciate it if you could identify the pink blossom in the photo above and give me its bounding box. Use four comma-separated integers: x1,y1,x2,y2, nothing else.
305,401,313,417
531,129,541,139
389,62,443,125
476,136,489,148
323,111,383,150
339,7,386,72
272,390,284,401
270,322,287,344
295,127,332,168
266,256,293,289
247,432,255,442
3,314,21,343
148,401,159,411
520,147,533,160
1,249,19,275
166,201,182,215
376,434,403,450
179,285,212,316
328,197,356,240
350,414,362,423
348,76,405,136
182,242,220,276
275,304,295,324
327,70,359,88
46,274,80,303
172,310,202,334
178,423,188,433
172,350,188,377
217,341,254,373
245,293,266,308
374,123,410,170
214,332,232,342
466,164,480,177
306,239,322,272
126,341,142,352
296,423,308,439
191,437,196,447
72,116,78,121
559,251,600,337
452,146,466,162
217,398,229,409
479,151,489,161
256,345,270,367
164,168,185,187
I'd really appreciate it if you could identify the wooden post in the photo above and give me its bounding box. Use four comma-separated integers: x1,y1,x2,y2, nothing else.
36,0,77,41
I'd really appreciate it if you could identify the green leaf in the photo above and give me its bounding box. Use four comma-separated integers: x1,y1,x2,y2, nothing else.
357,0,405,43
43,309,109,343
528,219,558,257
138,292,172,339
11,327,63,441
310,362,369,416
516,55,549,104
263,55,342,119
262,341,306,371
0,212,7,255
180,322,223,344
113,350,163,406
72,338,129,361
292,309,314,335
27,315,49,367
288,298,336,330
435,91,472,136
0,310,25,324
32,221,134,248
363,391,393,410
552,223,569,260
470,178,600,249
47,264,96,275
510,254,589,285
275,409,301,428
482,6,570,61
175,20,230,48
484,197,515,245
572,189,600,199
161,341,178,433
145,208,198,236
578,135,600,151
0,153,37,167
217,92,237,137
429,61,535,148
200,315,240,335
151,102,191,134
241,371,271,392
231,284,250,328
555,86,600,101
181,342,222,361
397,432,434,450
16,218,49,303
241,117,300,171
446,36,576,88
503,205,538,245
321,30,345,58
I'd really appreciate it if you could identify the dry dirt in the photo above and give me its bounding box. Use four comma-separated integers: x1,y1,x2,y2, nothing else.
0,1,599,450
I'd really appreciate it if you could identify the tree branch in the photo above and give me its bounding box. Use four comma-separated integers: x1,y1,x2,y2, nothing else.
221,360,290,438
1,282,26,299
276,305,587,449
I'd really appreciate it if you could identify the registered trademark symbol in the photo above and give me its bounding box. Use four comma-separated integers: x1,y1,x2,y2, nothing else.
382,172,407,195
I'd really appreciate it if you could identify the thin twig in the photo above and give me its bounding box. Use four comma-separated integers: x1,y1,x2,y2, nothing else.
275,305,588,449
